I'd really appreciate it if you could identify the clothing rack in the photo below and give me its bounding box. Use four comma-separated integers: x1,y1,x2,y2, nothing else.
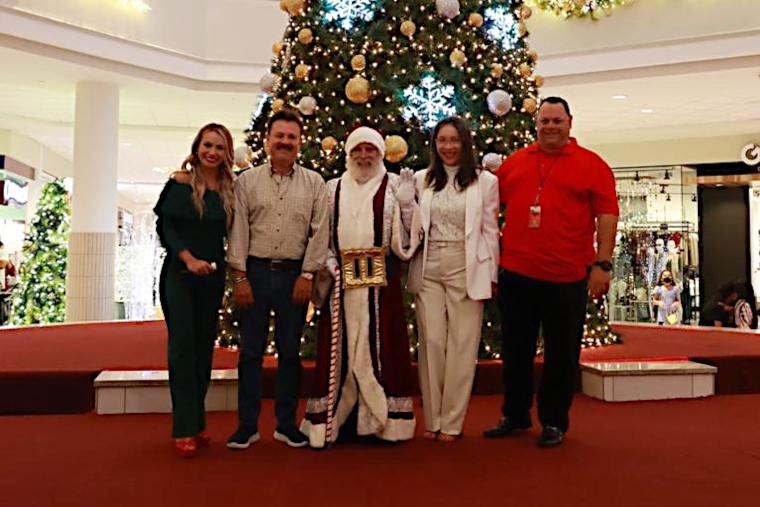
622,221,697,233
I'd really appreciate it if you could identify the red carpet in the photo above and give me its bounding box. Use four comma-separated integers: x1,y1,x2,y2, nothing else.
2,321,760,413
0,394,758,507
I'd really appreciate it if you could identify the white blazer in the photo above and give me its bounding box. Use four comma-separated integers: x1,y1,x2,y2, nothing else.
407,169,500,300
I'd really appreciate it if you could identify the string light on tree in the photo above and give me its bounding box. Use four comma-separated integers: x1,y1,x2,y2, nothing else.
527,0,631,19
402,75,457,129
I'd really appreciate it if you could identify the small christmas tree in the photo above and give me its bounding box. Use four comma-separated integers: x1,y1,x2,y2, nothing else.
9,180,71,325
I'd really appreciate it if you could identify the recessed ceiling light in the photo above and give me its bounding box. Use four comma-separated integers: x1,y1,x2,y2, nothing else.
641,109,654,114
612,94,627,100
122,142,132,147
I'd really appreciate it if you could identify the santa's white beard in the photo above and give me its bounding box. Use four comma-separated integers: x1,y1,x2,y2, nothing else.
346,158,385,184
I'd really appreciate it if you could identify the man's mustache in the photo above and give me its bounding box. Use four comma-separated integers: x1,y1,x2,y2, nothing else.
275,144,294,151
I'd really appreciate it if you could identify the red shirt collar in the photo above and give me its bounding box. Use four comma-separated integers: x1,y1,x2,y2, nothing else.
527,137,578,156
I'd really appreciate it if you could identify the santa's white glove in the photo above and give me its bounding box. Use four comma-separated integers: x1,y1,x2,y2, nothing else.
394,168,416,209
326,257,340,277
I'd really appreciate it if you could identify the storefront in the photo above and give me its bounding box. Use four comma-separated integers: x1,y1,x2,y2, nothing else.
610,145,760,327
610,165,699,324
1,156,34,323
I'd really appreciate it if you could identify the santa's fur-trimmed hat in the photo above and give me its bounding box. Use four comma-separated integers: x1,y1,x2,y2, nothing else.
345,127,385,156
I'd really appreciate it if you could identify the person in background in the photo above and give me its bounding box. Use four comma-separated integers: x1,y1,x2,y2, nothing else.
653,270,681,325
407,116,500,442
155,123,236,458
0,240,9,291
699,283,739,328
734,281,758,329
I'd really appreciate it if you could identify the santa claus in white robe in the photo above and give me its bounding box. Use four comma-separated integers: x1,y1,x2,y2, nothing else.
300,127,421,448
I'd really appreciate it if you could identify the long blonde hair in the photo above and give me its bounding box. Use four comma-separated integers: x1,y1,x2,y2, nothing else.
180,123,236,229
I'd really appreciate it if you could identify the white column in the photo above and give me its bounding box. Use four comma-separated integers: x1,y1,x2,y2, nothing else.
66,82,119,322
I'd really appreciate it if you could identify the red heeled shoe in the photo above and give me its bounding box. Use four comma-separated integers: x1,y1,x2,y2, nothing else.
196,430,211,447
173,437,197,458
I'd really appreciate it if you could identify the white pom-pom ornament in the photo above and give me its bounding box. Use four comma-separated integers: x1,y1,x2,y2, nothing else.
487,89,512,116
260,73,279,94
481,153,504,172
436,0,460,19
298,96,317,116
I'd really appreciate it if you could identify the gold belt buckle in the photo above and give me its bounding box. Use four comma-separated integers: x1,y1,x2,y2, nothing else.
340,247,387,289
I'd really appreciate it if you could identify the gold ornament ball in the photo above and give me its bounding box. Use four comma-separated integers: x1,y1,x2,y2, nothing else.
298,28,313,44
523,97,537,114
400,20,416,37
517,22,528,37
285,0,306,16
527,49,538,62
321,136,338,152
490,63,504,79
351,55,366,71
295,63,310,79
574,0,588,7
272,42,284,55
468,13,484,28
272,98,285,113
518,63,532,77
521,5,533,20
385,136,409,163
450,49,466,68
534,75,545,88
345,76,370,104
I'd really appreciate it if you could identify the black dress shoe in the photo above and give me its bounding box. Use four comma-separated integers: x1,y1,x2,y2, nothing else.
483,417,532,438
537,426,565,448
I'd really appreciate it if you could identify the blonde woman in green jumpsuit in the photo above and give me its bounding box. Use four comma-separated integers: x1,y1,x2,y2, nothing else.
155,124,236,458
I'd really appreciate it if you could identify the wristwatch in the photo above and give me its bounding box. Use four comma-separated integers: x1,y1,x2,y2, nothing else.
594,260,613,272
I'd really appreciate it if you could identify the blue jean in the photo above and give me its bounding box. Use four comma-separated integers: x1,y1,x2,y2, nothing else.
237,257,306,430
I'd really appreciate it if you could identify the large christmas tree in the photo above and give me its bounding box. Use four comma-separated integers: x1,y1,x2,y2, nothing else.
9,179,71,325
248,0,539,174
218,0,619,355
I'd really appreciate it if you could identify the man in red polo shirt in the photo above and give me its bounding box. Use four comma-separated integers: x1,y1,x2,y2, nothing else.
484,97,618,447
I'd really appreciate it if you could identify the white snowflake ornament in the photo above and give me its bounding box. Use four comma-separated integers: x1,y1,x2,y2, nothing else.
484,6,520,50
323,0,378,30
402,75,457,129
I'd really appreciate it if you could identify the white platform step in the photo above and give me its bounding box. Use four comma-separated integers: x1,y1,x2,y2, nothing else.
580,360,717,402
94,370,239,415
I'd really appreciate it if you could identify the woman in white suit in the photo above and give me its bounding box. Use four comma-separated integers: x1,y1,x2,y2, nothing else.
407,117,500,441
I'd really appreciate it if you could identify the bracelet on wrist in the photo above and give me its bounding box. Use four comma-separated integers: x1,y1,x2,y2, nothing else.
232,276,247,284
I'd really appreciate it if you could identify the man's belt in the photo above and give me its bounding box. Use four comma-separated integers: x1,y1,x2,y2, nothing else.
250,257,302,272
340,247,387,289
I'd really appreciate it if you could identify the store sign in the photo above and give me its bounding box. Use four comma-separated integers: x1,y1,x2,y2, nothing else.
1,179,29,207
741,143,760,167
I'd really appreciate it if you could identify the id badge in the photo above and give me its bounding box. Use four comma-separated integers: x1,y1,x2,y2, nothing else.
528,205,541,229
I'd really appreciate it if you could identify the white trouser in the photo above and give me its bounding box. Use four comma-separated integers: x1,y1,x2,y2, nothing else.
415,242,483,435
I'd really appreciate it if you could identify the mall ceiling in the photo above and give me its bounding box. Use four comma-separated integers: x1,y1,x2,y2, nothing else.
0,16,758,207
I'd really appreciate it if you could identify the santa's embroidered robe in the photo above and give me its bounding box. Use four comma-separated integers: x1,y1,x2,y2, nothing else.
300,170,421,448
